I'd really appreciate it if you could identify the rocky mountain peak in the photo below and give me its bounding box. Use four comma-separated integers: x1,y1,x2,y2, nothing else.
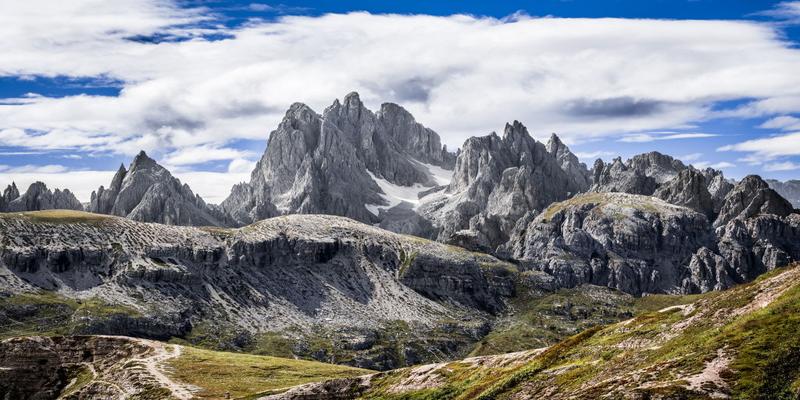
129,150,163,173
3,182,19,202
221,93,456,227
714,174,795,227
654,169,714,217
88,151,230,226
422,121,577,252
591,151,685,195
546,133,591,192
767,179,800,208
1,181,83,212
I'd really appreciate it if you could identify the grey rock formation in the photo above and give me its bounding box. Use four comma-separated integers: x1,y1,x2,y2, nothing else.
713,175,794,228
0,212,513,369
418,122,578,252
502,191,800,295
704,169,734,214
221,93,456,226
654,169,715,217
88,151,230,226
767,179,800,208
503,193,717,295
591,152,687,195
3,182,19,202
1,182,82,212
546,133,591,192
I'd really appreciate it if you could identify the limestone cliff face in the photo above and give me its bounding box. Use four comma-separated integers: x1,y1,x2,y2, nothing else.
502,193,719,295
502,188,800,295
546,133,591,192
591,152,687,195
0,182,82,212
714,175,795,228
221,93,456,226
0,212,513,361
87,151,230,226
419,122,578,253
654,169,715,217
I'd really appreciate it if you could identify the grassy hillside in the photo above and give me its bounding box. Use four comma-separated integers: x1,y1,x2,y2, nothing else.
167,346,370,399
0,292,141,338
299,264,800,399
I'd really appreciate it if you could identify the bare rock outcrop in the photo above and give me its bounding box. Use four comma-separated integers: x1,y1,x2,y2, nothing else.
654,169,715,217
502,191,800,295
713,175,794,228
0,212,513,369
418,122,578,252
0,182,82,212
591,151,687,195
88,151,230,226
221,93,456,226
546,133,591,192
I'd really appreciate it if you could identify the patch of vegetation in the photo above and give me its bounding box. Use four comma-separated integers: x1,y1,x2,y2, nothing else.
167,345,370,399
470,283,698,357
0,292,140,338
3,210,112,224
58,365,94,397
349,264,800,399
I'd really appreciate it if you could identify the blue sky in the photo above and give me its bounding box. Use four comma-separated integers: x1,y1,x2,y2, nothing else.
2,0,800,203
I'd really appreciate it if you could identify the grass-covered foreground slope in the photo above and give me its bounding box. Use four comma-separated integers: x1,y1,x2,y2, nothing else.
469,281,702,357
166,346,370,399
268,263,800,400
0,335,368,400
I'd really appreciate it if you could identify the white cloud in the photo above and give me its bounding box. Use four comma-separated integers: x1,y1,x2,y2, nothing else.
171,171,251,204
163,146,256,166
573,150,616,161
764,161,800,171
618,132,719,143
3,3,800,203
754,2,800,20
692,161,736,170
227,158,257,173
679,153,703,162
719,132,800,159
759,115,800,130
0,6,798,159
0,164,69,173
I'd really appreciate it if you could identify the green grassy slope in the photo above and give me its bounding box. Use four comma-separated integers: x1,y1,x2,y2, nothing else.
330,264,800,399
166,345,370,399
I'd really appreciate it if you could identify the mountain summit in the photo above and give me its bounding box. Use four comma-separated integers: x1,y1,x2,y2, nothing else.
88,151,230,226
221,92,456,226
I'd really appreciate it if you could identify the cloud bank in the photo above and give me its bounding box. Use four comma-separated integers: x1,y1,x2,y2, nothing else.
2,1,800,198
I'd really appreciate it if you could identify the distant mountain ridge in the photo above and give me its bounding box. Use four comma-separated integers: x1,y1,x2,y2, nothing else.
2,92,799,299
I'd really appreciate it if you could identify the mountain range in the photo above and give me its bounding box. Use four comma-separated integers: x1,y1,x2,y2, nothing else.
1,92,800,398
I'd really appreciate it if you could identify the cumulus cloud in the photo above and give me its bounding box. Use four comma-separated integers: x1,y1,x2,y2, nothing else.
3,2,800,197
1,5,799,156
753,2,800,21
719,132,800,159
618,132,719,143
227,158,257,173
573,150,617,161
691,161,736,170
679,153,704,162
759,115,800,131
764,161,800,171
